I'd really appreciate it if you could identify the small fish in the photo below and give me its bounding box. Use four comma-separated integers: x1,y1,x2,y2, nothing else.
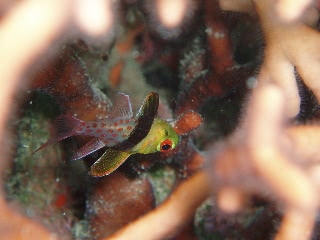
34,92,178,177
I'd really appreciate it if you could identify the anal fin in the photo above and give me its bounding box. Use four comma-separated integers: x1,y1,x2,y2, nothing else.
89,149,130,177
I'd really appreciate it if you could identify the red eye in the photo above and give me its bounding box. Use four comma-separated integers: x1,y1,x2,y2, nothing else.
159,139,172,152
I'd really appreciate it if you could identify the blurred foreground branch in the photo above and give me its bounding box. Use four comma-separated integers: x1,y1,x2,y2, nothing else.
0,0,113,239
1,0,320,239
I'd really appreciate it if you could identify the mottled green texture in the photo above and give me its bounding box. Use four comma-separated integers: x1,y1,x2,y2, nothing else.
195,199,223,240
5,94,89,239
6,109,74,239
132,118,178,154
147,166,176,205
194,198,278,240
89,149,130,177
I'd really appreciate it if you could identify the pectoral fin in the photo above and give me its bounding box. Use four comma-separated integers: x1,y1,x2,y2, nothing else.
89,148,130,177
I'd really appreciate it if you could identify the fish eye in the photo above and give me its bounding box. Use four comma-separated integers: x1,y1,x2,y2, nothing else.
157,139,175,152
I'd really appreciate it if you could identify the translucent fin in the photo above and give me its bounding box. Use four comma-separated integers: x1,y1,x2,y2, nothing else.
71,138,106,160
109,93,133,120
89,148,130,177
33,115,83,154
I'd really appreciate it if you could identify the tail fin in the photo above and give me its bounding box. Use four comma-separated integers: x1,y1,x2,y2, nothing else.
33,115,83,154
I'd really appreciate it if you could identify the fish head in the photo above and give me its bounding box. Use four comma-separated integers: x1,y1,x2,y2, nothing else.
132,118,178,154
156,123,178,153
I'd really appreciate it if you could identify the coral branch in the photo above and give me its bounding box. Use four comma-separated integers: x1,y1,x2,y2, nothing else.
30,46,112,120
74,0,113,36
172,110,202,135
0,0,116,239
105,171,210,240
219,0,254,13
222,0,320,117
156,0,188,28
0,0,71,133
275,0,313,22
0,198,53,240
87,171,155,239
207,82,320,240
0,0,72,239
246,83,317,212
276,207,316,240
220,0,314,22
176,0,255,115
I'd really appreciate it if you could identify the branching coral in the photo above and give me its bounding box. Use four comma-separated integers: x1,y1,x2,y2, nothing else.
0,1,71,239
0,0,115,239
220,0,320,117
209,83,320,240
106,171,210,240
176,0,256,115
30,46,112,120
2,0,320,240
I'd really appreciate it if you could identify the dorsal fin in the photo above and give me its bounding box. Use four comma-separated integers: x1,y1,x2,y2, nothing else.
135,92,159,119
114,92,159,151
109,93,133,120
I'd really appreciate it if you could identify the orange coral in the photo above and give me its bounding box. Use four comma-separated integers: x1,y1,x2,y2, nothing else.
208,83,320,240
106,171,210,240
3,0,320,239
176,0,256,115
0,1,71,239
220,0,320,117
0,1,114,239
30,47,112,120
